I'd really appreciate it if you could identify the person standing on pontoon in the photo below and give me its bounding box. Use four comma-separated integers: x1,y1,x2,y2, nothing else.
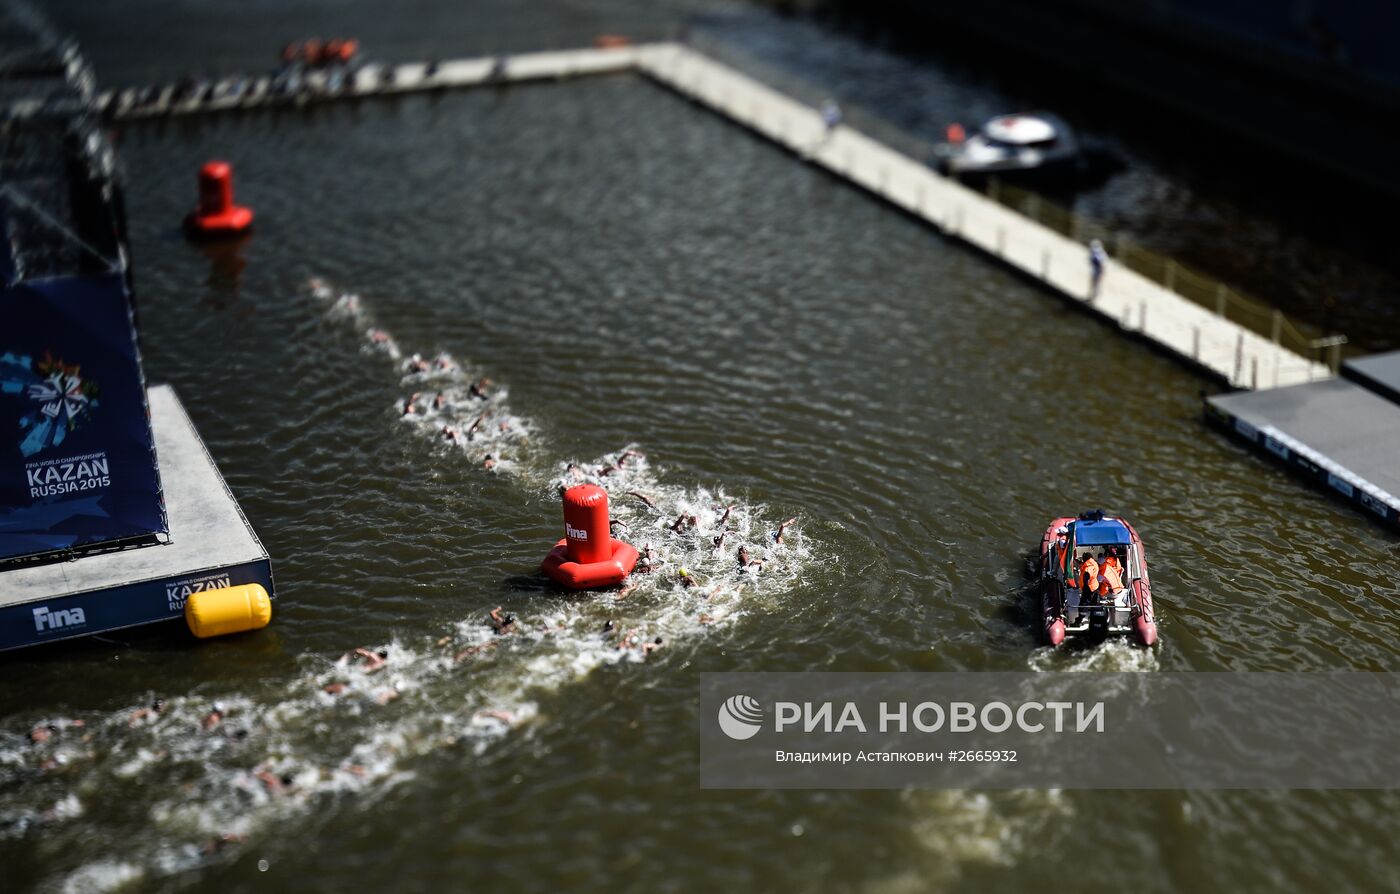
1088,239,1108,299
820,100,842,134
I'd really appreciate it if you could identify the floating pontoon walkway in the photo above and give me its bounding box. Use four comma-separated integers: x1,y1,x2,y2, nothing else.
79,42,1324,390
90,45,648,121
61,42,1394,525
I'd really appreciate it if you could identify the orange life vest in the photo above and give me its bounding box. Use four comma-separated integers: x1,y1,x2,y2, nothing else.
1099,563,1124,594
1079,557,1099,593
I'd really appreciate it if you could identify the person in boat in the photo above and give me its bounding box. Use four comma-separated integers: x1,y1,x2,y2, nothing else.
1101,547,1124,579
1053,525,1070,577
1079,551,1100,598
1098,550,1127,601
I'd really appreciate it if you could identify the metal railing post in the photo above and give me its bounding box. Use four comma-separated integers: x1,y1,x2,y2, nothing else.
1234,332,1245,385
1163,260,1176,292
1270,310,1282,345
1215,283,1228,317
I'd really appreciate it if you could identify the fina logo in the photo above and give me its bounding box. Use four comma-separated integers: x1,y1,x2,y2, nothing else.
33,605,87,633
565,522,589,541
717,694,765,740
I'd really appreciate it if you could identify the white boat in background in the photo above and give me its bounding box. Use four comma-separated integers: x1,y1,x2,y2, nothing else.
935,112,1080,179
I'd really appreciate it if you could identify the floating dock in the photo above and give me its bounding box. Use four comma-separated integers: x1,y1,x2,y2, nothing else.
82,45,648,121
1206,350,1400,529
0,386,273,651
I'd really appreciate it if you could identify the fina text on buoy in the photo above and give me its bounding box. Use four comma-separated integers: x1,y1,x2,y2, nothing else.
184,161,254,238
541,484,638,589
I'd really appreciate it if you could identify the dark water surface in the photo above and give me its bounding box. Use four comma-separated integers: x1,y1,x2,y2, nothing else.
3,2,1399,892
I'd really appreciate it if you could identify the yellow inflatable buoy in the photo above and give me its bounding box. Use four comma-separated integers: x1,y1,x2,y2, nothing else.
185,584,272,639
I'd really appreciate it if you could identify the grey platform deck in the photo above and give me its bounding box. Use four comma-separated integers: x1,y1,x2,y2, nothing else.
1342,349,1400,406
0,385,273,650
1206,380,1400,528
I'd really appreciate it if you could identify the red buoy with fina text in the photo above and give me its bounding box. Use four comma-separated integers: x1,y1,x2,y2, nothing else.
184,161,253,238
541,484,638,589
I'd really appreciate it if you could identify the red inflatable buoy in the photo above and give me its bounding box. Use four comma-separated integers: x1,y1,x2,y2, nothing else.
184,161,253,239
541,484,638,589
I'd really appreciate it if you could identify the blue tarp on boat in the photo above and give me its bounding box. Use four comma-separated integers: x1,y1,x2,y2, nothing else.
1072,519,1132,546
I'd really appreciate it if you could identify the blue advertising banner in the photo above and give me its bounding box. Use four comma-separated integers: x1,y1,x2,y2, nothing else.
0,271,167,562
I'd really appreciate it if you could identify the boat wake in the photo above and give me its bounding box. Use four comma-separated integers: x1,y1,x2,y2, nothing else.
1026,637,1160,673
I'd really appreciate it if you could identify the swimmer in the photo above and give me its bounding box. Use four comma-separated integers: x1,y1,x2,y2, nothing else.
565,463,585,482
375,686,400,706
636,542,657,573
347,647,388,673
596,463,618,477
200,833,244,855
433,391,447,410
737,545,762,570
643,636,663,657
616,582,638,601
201,705,224,731
483,454,497,471
434,355,456,371
405,354,431,374
453,641,496,663
369,328,392,345
498,419,511,433
403,392,421,416
611,518,630,533
442,425,462,445
617,628,642,651
467,377,492,400
717,504,735,528
627,491,656,510
475,709,515,725
698,613,715,625
254,767,295,796
323,682,347,696
713,531,727,550
466,412,488,439
602,619,616,634
774,517,797,545
670,512,697,533
129,698,166,727
28,724,57,744
678,568,698,589
617,449,645,467
488,606,517,635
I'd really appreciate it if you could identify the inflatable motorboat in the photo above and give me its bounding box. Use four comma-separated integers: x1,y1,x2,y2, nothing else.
1037,510,1157,647
935,112,1079,179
